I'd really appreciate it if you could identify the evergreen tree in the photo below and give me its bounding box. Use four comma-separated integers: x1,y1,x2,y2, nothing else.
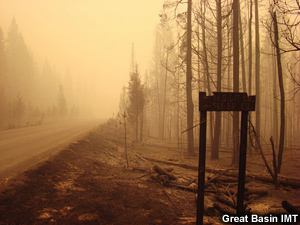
13,92,26,127
0,27,6,76
127,66,145,141
119,86,128,113
40,59,60,106
6,18,36,101
6,18,19,59
0,27,7,128
57,84,68,120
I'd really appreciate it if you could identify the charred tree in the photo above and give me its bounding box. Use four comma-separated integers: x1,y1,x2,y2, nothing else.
211,0,223,160
232,0,240,165
254,0,261,150
186,0,194,156
200,1,214,153
239,2,246,93
272,46,279,147
247,0,253,155
271,10,285,173
162,48,170,140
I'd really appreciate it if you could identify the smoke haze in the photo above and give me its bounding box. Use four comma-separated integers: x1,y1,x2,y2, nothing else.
0,0,162,118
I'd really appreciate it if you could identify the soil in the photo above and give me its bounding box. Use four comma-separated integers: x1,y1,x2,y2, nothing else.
0,120,299,225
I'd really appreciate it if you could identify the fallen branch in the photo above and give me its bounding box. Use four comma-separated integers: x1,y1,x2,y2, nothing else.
282,201,300,216
249,120,275,181
135,174,148,180
204,197,216,216
250,175,300,188
153,165,177,180
134,152,148,162
213,202,236,216
144,157,198,170
216,194,237,209
165,183,197,193
131,167,148,172
162,190,178,209
165,183,231,196
205,168,234,187
158,175,170,183
150,174,163,185
208,177,241,183
247,161,265,167
245,187,268,196
142,156,300,188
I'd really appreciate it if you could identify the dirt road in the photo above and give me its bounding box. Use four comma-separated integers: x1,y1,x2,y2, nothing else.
0,120,102,182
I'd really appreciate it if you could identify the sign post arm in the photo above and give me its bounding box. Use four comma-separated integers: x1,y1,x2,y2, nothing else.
236,111,249,215
196,111,207,225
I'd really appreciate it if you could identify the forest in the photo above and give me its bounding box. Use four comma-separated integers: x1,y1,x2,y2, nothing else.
0,18,94,129
116,0,300,172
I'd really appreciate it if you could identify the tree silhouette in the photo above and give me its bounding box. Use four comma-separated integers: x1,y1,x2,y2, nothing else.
127,66,145,141
6,18,36,101
13,92,26,127
0,27,7,128
57,84,68,120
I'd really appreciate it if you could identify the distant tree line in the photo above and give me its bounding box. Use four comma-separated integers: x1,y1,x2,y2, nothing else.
0,18,87,129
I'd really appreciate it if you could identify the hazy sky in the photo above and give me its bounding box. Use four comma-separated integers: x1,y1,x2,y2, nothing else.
0,0,163,118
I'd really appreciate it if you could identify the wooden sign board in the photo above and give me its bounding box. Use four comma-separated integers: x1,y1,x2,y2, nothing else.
197,91,256,225
199,92,256,111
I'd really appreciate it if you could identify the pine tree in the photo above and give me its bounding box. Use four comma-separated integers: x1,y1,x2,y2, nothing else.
127,66,145,141
0,27,7,128
13,92,26,127
57,84,68,120
6,18,36,101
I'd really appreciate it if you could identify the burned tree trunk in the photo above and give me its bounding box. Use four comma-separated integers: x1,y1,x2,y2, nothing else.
200,1,214,154
162,49,169,140
239,3,246,92
272,11,285,173
255,0,261,151
247,0,253,155
232,0,240,165
186,0,194,156
211,0,222,160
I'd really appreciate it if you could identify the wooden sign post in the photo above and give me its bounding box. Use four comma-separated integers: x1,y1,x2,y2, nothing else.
197,92,256,225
